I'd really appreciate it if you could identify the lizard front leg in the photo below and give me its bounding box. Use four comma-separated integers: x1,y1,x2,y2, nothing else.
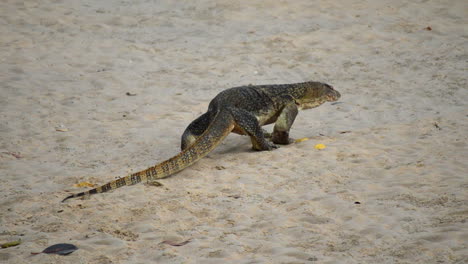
229,108,277,151
262,129,272,139
271,102,298,145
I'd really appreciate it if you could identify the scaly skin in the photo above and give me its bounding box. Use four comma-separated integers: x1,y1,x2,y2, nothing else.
62,81,340,202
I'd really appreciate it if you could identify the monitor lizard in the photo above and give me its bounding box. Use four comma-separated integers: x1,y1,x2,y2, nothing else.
62,81,340,202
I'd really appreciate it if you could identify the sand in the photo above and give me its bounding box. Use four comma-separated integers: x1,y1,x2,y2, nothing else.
1,0,467,263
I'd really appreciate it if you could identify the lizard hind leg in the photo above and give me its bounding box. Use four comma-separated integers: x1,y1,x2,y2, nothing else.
271,103,298,145
229,108,277,151
181,112,212,151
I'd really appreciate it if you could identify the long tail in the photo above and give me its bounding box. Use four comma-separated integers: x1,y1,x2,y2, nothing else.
62,110,234,202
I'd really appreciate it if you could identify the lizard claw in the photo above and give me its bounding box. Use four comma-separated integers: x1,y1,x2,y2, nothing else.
268,143,279,150
252,142,278,151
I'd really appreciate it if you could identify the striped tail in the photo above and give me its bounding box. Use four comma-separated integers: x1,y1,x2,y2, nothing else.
62,110,235,202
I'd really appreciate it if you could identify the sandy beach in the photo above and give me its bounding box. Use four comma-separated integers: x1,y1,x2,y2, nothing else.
1,0,467,263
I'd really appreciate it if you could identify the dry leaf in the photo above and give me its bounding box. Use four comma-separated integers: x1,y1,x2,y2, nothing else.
147,181,163,187
1,240,21,248
1,152,22,159
73,182,96,188
161,239,191,247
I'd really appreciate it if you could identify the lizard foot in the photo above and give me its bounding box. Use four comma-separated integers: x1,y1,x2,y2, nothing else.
272,131,295,145
252,142,278,151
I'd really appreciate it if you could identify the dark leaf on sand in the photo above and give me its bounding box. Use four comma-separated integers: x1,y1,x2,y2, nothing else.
31,243,78,255
161,239,191,247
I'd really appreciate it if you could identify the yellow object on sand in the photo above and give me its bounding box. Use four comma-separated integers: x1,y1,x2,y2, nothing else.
73,182,96,188
314,143,326,150
1,240,21,248
295,137,310,143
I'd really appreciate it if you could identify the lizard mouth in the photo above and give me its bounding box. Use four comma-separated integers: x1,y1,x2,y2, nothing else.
297,99,328,110
328,90,341,102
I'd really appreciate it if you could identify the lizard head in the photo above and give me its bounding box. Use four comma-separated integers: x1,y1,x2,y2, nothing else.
295,82,340,110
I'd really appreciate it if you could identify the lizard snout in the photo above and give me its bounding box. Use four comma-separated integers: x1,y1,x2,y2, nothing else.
328,89,341,102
